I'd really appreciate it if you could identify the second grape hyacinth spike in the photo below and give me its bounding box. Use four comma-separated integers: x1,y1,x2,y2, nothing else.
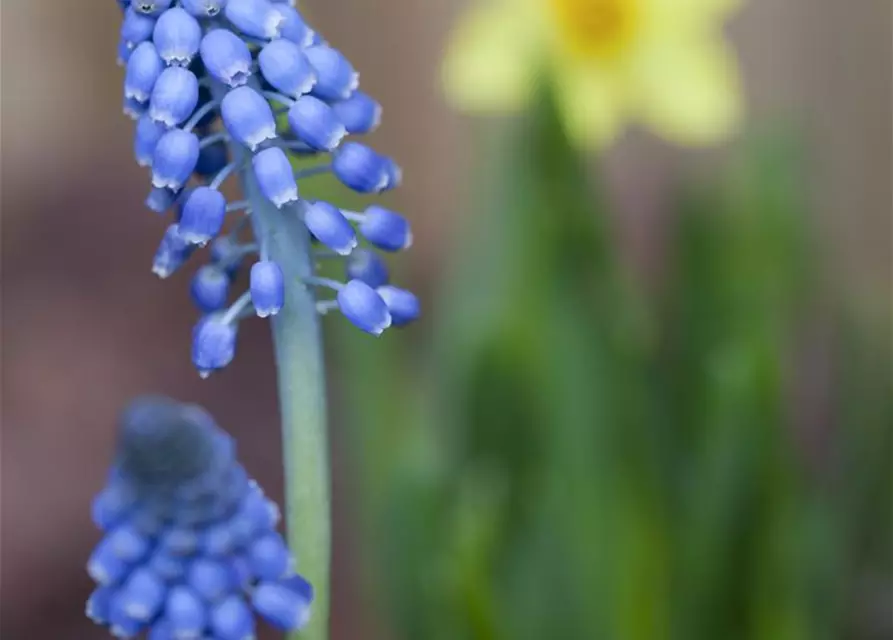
87,396,314,638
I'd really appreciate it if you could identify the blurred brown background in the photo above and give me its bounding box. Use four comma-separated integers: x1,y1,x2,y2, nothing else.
1,1,889,638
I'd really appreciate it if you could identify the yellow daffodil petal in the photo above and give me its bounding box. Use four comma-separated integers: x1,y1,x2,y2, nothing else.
441,1,544,112
553,61,627,147
440,0,744,149
634,33,742,145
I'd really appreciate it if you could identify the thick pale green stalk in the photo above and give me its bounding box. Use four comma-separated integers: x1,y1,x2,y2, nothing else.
245,175,330,640
217,80,330,639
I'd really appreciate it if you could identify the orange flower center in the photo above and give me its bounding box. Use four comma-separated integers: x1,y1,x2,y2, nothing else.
550,0,639,59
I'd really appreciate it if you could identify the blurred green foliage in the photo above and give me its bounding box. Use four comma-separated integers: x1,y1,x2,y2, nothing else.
326,94,890,640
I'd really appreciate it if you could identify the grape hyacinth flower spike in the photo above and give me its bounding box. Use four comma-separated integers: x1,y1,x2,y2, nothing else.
107,1,420,638
87,397,313,638
115,0,418,368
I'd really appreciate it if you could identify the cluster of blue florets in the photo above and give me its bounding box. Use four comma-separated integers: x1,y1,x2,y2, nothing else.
87,397,312,639
116,0,420,377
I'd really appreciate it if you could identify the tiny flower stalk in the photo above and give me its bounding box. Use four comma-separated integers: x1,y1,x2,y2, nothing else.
107,1,420,639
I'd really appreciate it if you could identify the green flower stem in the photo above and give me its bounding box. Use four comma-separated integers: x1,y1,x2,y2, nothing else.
245,176,330,640
215,78,331,640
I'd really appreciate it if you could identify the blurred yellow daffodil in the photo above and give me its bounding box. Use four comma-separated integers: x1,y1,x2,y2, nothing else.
442,0,743,147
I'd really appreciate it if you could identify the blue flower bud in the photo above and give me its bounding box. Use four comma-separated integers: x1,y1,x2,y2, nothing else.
179,187,227,245
130,0,174,16
109,591,147,638
147,620,174,640
225,0,283,39
283,574,314,602
305,45,358,101
221,85,276,150
273,4,314,47
228,488,278,545
128,511,166,539
247,532,290,580
211,595,256,640
287,95,345,151
149,67,199,126
331,91,381,134
215,467,250,504
108,524,153,562
146,186,178,214
259,40,316,99
207,459,245,498
200,28,252,87
332,142,388,193
250,261,285,317
181,0,227,18
303,201,357,255
359,205,412,251
187,558,236,602
159,525,200,555
121,8,156,48
346,249,389,288
192,315,237,375
87,586,116,625
194,141,229,178
92,481,136,531
252,577,313,631
117,38,134,66
123,95,148,120
120,568,166,621
130,509,167,537
153,224,197,278
337,279,391,336
191,265,230,312
87,537,131,585
152,7,201,66
147,551,188,582
152,128,199,189
252,147,298,207
134,116,167,167
166,586,207,638
231,556,253,590
201,521,237,557
381,156,403,191
124,42,163,103
376,285,419,326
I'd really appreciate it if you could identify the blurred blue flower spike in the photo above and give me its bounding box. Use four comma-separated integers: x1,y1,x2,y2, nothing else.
114,0,419,377
87,396,314,639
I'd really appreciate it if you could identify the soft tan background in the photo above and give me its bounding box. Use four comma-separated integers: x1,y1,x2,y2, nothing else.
1,1,889,638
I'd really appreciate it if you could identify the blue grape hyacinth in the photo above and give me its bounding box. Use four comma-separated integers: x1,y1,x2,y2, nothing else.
115,0,420,377
87,396,313,638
